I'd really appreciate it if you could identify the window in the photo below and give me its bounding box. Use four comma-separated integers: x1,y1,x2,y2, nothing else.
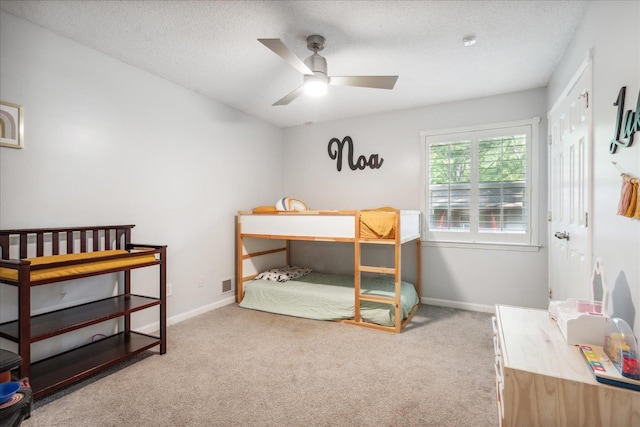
421,118,539,246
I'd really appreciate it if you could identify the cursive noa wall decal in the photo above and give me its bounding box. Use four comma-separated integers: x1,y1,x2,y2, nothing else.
328,136,384,171
610,86,639,154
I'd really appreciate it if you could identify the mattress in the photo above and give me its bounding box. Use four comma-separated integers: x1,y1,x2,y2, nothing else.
238,272,419,327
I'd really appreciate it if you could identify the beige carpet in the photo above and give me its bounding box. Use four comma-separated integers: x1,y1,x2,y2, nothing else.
24,304,497,426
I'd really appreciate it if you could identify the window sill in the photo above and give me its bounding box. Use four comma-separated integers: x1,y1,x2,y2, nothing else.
421,240,541,252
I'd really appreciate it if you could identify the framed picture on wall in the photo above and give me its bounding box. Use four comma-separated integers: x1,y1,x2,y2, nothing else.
0,101,24,149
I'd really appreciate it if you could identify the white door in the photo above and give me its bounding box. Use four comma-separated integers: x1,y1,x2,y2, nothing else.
548,61,593,302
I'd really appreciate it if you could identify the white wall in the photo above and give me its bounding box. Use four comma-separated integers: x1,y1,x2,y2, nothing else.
0,12,283,357
547,0,640,334
283,88,549,312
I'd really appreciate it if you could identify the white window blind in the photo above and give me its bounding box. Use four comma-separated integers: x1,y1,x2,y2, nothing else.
428,137,471,231
422,118,539,245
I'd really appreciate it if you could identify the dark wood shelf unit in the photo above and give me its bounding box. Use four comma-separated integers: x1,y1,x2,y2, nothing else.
0,225,167,400
29,331,160,399
0,294,160,342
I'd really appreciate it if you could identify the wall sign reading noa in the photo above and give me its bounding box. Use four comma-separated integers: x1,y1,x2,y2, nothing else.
610,86,639,154
327,136,383,171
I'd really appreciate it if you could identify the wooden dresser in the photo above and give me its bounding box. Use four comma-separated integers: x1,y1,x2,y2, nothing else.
492,305,640,426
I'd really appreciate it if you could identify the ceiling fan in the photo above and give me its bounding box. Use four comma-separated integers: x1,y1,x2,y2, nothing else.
259,35,399,106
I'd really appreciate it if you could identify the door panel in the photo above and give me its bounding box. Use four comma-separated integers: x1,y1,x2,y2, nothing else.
548,63,592,302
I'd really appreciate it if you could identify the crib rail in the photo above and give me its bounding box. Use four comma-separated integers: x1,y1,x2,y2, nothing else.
0,225,135,259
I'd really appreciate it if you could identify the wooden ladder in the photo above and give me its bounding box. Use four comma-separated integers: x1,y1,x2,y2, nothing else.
353,210,403,333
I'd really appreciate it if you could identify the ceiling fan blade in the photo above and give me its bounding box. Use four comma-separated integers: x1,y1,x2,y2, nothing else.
329,76,399,90
273,86,304,106
258,39,314,75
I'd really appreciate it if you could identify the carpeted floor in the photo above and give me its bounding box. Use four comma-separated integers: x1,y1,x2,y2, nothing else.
23,304,497,426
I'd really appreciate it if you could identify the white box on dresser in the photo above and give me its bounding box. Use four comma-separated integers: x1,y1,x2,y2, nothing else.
492,304,640,427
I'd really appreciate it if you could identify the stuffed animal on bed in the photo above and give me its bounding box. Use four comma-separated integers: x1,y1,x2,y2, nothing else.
275,197,309,211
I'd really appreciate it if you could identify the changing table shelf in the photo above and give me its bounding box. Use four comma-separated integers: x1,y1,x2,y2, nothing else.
0,295,160,342
28,331,159,397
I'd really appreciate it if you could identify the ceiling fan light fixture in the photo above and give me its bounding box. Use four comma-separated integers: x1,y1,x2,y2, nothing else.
303,52,328,96
303,76,328,96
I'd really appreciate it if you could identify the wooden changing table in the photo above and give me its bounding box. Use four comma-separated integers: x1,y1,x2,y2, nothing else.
0,225,166,398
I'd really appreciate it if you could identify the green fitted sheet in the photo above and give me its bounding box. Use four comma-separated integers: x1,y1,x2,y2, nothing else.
239,272,419,326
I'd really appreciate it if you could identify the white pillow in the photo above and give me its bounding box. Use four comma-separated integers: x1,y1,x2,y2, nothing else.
255,265,312,282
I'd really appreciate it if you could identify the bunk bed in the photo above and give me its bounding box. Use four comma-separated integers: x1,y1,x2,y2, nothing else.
236,208,421,333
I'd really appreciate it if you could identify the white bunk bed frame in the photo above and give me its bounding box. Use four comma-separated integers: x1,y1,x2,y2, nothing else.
236,209,421,333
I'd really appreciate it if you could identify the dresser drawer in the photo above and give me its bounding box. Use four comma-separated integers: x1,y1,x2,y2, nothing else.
492,316,505,425
491,316,502,355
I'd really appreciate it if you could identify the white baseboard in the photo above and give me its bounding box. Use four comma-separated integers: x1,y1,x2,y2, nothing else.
137,296,494,334
136,295,236,335
421,297,495,314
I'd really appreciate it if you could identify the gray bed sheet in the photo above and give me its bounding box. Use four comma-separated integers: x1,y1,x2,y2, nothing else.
239,272,419,326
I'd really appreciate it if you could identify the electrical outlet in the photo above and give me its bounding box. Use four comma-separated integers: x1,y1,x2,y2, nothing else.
167,282,173,296
198,276,205,288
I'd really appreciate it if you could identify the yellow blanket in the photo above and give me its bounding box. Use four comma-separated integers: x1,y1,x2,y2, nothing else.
360,207,398,239
0,250,158,283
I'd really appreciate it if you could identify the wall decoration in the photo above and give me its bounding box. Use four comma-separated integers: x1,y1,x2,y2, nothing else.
616,173,639,219
610,86,639,154
327,136,384,171
0,101,24,149
613,162,640,220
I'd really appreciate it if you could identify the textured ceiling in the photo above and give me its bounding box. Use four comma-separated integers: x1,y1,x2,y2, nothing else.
0,0,588,128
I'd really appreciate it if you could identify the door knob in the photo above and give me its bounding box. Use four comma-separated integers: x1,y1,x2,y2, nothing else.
554,231,570,240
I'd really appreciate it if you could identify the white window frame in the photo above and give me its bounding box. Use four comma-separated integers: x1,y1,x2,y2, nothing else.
420,117,540,248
